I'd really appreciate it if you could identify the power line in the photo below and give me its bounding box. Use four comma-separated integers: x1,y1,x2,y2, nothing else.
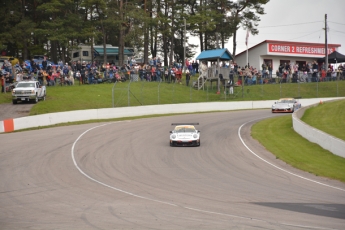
332,30,345,34
258,21,323,28
288,30,322,41
258,31,318,35
328,21,345,26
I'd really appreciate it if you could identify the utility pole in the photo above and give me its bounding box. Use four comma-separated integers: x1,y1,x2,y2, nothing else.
169,0,176,66
325,14,328,71
183,18,186,71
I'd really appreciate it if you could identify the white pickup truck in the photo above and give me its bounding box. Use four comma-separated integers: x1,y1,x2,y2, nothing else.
12,81,46,104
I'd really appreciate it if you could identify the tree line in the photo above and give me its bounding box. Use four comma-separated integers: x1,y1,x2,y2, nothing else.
0,0,269,66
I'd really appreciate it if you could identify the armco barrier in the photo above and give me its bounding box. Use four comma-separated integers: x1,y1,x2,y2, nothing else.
0,97,343,135
292,99,345,158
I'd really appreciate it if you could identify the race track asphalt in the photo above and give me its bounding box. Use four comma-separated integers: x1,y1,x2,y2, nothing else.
0,110,344,230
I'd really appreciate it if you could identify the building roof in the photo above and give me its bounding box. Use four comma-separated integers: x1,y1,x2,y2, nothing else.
235,40,341,57
196,48,233,61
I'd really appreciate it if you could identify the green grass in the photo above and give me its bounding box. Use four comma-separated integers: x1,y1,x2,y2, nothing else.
1,76,345,116
301,99,345,141
252,115,345,183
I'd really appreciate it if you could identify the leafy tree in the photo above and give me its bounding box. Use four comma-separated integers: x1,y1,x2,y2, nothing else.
230,0,269,57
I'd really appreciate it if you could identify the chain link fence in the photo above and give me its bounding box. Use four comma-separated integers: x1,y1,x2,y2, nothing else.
111,73,345,107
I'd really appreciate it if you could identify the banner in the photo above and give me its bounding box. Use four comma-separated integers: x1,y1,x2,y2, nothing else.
268,43,336,56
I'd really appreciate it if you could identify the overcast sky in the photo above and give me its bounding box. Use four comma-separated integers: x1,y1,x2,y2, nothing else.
190,0,345,61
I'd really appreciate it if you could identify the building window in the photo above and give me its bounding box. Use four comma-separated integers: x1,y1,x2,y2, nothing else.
73,52,79,58
280,60,290,65
83,51,89,56
264,59,273,69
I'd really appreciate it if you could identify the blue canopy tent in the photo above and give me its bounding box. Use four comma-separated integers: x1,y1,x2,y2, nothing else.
196,48,233,62
196,48,233,93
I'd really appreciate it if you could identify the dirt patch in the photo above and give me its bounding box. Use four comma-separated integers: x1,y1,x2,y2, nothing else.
0,103,34,120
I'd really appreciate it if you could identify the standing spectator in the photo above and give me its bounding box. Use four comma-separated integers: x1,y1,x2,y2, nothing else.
284,63,291,82
261,62,267,78
42,70,48,86
88,69,94,84
321,62,326,70
320,68,326,81
37,69,44,85
185,59,190,70
151,66,156,81
191,60,196,76
164,67,169,82
312,61,319,82
153,57,157,67
268,63,272,79
16,70,23,82
76,60,82,72
1,72,4,93
176,68,182,84
68,66,74,85
233,62,238,75
185,69,190,86
195,60,199,74
306,63,312,83
41,57,47,70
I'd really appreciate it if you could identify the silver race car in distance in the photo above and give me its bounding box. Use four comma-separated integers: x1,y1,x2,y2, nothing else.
169,123,201,147
272,98,301,113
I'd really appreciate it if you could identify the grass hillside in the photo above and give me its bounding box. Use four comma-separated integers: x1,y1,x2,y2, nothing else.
1,77,345,115
301,99,345,141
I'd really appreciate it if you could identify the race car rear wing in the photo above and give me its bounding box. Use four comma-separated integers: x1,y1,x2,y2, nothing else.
171,123,199,125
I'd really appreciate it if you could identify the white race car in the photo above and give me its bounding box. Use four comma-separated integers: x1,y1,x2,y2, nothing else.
169,123,201,147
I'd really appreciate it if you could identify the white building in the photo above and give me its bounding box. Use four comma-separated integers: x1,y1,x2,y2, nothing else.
235,40,341,72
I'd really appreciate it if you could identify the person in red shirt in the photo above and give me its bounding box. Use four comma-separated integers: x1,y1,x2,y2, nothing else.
175,68,182,84
320,69,326,81
185,59,190,69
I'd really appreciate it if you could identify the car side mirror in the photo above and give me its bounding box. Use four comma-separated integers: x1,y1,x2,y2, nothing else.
274,102,276,104
169,131,173,133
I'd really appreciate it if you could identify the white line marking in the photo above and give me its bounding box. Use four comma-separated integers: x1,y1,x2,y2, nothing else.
70,121,340,230
238,117,345,192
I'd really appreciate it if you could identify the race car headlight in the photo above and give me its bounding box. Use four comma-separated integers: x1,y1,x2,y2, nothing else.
193,134,198,139
171,134,176,139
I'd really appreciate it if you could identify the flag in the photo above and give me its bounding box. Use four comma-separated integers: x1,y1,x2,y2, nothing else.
245,29,249,46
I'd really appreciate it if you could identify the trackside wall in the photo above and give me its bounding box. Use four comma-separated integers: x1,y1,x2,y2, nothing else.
0,97,342,133
292,101,345,158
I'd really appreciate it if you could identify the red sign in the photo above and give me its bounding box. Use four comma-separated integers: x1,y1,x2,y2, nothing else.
268,43,335,56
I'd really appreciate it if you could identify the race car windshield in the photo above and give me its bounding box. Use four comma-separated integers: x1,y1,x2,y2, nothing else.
278,99,294,103
16,83,34,88
174,126,196,133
